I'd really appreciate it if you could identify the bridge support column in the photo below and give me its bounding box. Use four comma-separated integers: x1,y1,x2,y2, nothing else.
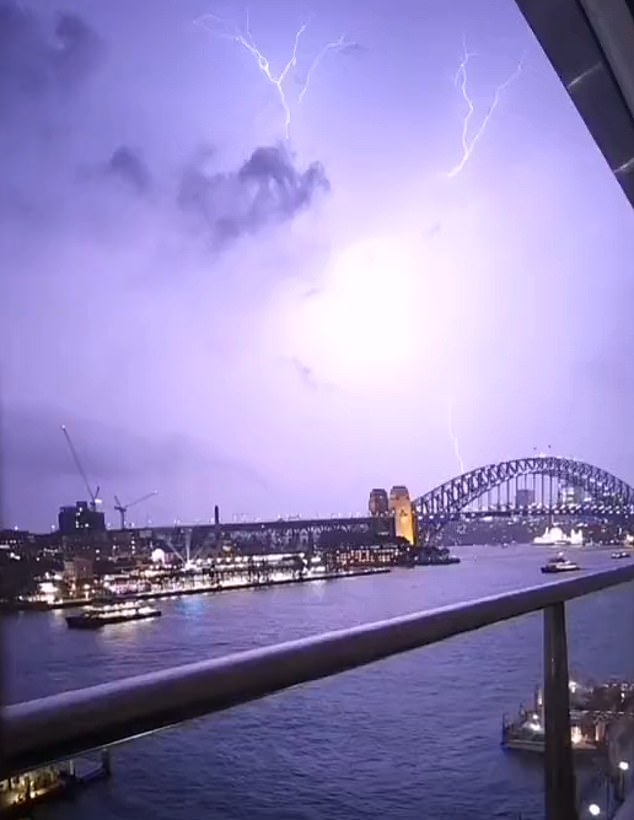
184,529,192,564
543,602,577,820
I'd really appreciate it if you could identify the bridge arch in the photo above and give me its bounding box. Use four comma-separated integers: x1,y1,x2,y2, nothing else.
413,456,634,519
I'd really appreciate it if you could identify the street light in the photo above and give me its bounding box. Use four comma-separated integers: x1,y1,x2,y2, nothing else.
588,805,601,817
616,760,630,802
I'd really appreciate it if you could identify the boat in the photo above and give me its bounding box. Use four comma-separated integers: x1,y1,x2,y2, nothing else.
502,712,599,754
65,601,161,629
611,550,631,560
0,753,110,817
416,547,461,566
540,553,580,574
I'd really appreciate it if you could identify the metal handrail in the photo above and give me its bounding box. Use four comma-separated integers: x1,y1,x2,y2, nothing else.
4,563,634,816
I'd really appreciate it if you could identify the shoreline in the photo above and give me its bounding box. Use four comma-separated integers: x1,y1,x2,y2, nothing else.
0,567,391,614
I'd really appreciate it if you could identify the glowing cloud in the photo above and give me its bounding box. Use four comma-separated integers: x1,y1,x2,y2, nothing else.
280,235,442,391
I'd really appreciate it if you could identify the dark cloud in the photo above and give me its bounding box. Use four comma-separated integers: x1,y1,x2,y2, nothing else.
0,1,103,113
4,403,266,487
0,5,330,252
106,147,152,195
54,12,103,89
178,143,330,246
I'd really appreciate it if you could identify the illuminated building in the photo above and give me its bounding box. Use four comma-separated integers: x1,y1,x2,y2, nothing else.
368,489,389,516
0,529,33,548
58,501,106,535
63,557,94,583
323,542,414,570
389,485,415,545
559,486,587,505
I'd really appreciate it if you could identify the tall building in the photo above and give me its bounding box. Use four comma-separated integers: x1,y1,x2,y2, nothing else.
58,501,106,536
388,485,415,545
559,486,587,505
368,488,389,517
63,557,95,583
516,489,535,507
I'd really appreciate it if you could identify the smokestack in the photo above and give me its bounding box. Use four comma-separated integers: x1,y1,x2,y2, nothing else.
0,371,4,531
214,505,220,526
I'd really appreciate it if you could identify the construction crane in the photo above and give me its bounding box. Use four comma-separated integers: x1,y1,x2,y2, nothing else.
60,425,101,512
114,491,158,529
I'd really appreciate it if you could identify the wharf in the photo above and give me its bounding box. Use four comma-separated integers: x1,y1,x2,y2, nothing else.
131,567,391,603
0,751,110,818
1,598,88,613
503,679,634,757
3,567,391,612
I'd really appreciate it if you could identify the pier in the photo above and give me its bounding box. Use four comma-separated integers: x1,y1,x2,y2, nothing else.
6,566,391,613
502,680,634,757
0,750,111,817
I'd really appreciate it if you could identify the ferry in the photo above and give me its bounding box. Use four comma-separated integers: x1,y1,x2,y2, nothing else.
65,602,161,629
611,550,631,560
416,548,461,566
541,553,580,574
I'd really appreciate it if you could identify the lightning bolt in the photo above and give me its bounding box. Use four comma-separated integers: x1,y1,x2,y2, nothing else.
441,41,524,472
447,38,525,179
297,35,349,105
195,10,352,141
446,397,466,475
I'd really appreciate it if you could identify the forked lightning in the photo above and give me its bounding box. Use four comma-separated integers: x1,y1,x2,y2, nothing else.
195,10,353,140
447,39,524,178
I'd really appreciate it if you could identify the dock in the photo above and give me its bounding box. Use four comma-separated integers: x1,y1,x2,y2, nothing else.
0,750,111,817
502,679,634,758
4,567,391,613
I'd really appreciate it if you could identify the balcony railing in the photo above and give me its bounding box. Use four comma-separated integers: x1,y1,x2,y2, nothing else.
4,563,634,819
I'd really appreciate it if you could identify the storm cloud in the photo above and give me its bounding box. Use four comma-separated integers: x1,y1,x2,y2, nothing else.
105,147,152,195
0,1,336,528
178,144,330,245
0,1,330,253
8,0,626,534
0,1,103,112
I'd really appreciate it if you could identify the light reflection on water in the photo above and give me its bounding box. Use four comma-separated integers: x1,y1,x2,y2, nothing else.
6,544,634,819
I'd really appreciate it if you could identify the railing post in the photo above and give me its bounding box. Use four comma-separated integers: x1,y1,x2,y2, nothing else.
543,602,578,820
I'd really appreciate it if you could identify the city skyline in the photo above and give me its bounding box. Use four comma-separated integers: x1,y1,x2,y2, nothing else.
2,0,634,531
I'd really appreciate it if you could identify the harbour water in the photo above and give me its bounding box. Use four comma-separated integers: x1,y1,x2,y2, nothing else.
6,544,634,819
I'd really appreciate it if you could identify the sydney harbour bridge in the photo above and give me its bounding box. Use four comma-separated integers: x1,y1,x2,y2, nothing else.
115,455,634,559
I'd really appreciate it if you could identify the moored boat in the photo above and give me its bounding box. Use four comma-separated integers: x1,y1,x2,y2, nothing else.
416,547,461,566
502,692,602,754
502,713,599,754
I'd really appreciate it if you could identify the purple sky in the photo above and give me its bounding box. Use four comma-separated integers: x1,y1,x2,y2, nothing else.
2,0,633,531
